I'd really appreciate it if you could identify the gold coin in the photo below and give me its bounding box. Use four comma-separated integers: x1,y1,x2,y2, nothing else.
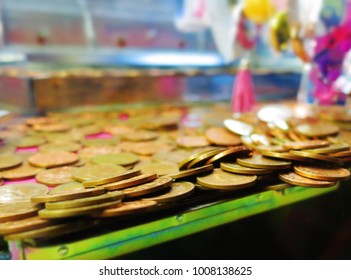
78,146,121,159
130,141,174,156
72,163,126,182
45,191,124,210
329,150,351,158
289,150,343,165
152,150,193,164
220,162,273,175
33,122,71,133
35,166,78,186
205,146,253,166
80,137,119,147
187,148,226,169
176,135,210,148
0,202,38,222
14,136,47,148
168,164,214,180
94,200,157,218
295,123,339,137
0,216,54,235
90,152,139,167
237,154,291,170
0,183,49,203
196,168,257,190
39,142,81,153
304,143,350,155
50,182,84,194
139,162,179,176
0,162,43,180
82,169,141,187
255,145,288,153
143,181,195,203
31,187,105,203
223,119,254,136
261,150,313,162
178,148,214,170
283,140,330,150
0,154,22,170
205,127,241,146
25,116,58,126
28,151,78,168
293,165,350,181
75,125,102,136
122,177,173,198
122,130,159,142
102,173,158,191
279,171,336,188
104,125,135,136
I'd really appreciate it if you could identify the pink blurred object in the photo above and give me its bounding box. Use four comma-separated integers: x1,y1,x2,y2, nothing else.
231,62,256,113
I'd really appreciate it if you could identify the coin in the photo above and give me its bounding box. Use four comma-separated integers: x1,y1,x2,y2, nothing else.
78,146,121,159
329,150,351,158
104,125,135,136
45,191,124,210
178,149,213,171
25,116,58,126
168,164,214,180
289,150,343,165
14,136,47,148
0,216,54,235
237,154,291,170
33,122,71,133
257,104,293,122
31,187,105,203
283,140,330,150
81,137,119,147
82,169,141,187
122,177,173,198
0,143,16,154
223,119,254,136
255,145,288,153
50,182,84,194
94,200,157,218
196,168,257,190
220,162,273,175
72,163,126,182
187,148,226,169
293,165,350,181
152,150,193,164
102,173,158,191
35,166,78,186
138,162,179,176
0,202,39,222
0,154,22,170
0,183,49,204
205,146,252,166
90,152,139,167
130,141,174,156
122,130,159,142
39,142,81,153
0,162,43,180
28,151,78,168
279,171,336,188
261,150,313,162
295,123,339,137
176,136,210,148
304,143,350,154
205,127,241,146
143,181,195,203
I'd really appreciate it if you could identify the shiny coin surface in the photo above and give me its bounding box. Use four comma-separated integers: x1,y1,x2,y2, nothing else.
94,200,157,218
28,151,78,168
82,169,141,187
289,150,343,165
220,162,273,175
0,202,39,222
122,177,173,198
31,187,105,203
35,166,78,187
91,152,139,167
223,119,254,136
237,154,291,170
45,191,124,210
0,154,22,170
304,143,350,155
176,135,210,148
178,148,214,170
197,168,257,190
72,163,126,182
139,162,179,176
329,150,351,158
279,171,336,188
293,165,350,181
169,164,214,180
102,173,158,191
205,146,252,166
0,183,49,204
295,123,339,137
261,150,313,162
187,148,226,169
0,163,43,180
205,127,241,146
0,216,54,235
283,140,330,150
255,145,288,153
50,181,84,194
143,181,195,203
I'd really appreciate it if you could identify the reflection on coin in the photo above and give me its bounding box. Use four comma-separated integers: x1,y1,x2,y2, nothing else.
139,162,179,176
35,166,77,186
143,181,195,203
28,151,78,168
223,119,253,136
122,177,173,198
102,173,158,191
220,162,273,175
176,136,210,148
283,140,330,150
72,163,126,182
50,182,84,194
257,104,293,122
197,168,257,190
1,162,43,180
14,136,47,148
169,164,214,180
0,143,16,154
0,183,49,204
279,172,336,188
237,154,291,170
82,169,141,187
293,165,350,181
304,143,350,155
187,148,226,169
205,146,252,166
0,202,39,222
0,216,54,235
91,152,139,167
289,150,342,165
45,191,124,210
295,123,339,137
0,154,22,170
205,127,241,146
94,200,157,218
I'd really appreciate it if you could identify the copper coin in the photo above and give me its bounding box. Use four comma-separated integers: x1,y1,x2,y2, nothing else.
205,127,241,146
0,216,54,235
101,173,157,191
295,123,339,137
289,150,343,165
94,200,157,218
33,122,71,133
72,163,126,182
80,137,119,147
152,150,193,164
82,169,141,187
14,136,47,148
283,140,330,150
0,183,49,204
138,162,179,176
25,116,58,126
169,164,214,180
279,171,336,188
78,146,121,159
178,148,215,170
329,150,351,158
31,187,105,203
205,146,252,166
237,154,291,170
220,162,273,175
1,162,43,180
122,177,173,198
293,165,350,181
304,143,350,155
35,166,78,186
255,145,288,153
261,150,313,162
196,168,257,190
143,181,195,203
0,154,23,170
122,130,158,142
28,151,78,168
130,141,174,156
39,142,81,153
0,202,39,222
187,148,226,169
50,181,84,194
176,135,210,148
91,152,139,166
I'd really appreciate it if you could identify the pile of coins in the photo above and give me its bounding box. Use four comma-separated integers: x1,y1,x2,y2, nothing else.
0,103,350,241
